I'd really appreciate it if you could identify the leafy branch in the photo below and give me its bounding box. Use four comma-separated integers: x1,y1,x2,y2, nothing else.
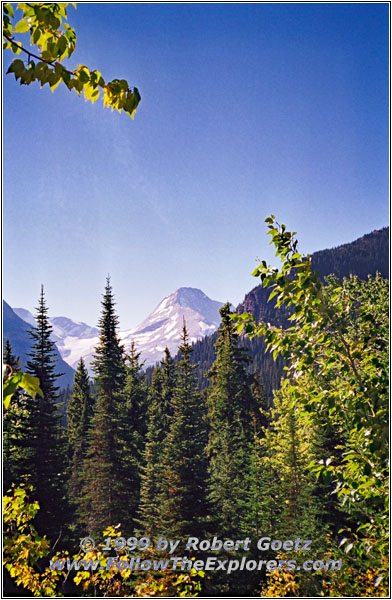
3,2,141,118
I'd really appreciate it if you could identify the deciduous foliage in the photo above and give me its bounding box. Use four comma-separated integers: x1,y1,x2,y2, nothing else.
3,3,141,118
3,484,65,596
233,216,389,591
3,338,42,410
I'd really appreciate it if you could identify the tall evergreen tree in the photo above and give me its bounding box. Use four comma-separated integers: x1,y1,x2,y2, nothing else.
138,348,176,537
67,358,94,519
137,365,164,538
116,342,148,530
206,302,257,540
243,369,271,540
159,325,208,540
21,286,67,540
81,277,126,536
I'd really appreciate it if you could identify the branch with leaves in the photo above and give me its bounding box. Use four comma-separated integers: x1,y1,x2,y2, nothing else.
3,364,43,410
3,3,141,118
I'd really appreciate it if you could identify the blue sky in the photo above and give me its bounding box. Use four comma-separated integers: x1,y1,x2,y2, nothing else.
3,2,389,329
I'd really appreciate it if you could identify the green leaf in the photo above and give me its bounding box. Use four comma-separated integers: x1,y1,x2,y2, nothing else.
13,19,30,33
3,372,42,409
7,58,25,77
3,3,14,18
56,35,67,58
19,374,43,398
10,41,22,55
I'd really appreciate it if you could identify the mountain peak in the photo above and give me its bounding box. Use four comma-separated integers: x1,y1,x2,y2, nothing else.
172,287,212,306
119,287,224,366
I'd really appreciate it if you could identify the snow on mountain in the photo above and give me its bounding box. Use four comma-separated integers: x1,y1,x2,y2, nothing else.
13,308,99,370
12,287,224,371
119,288,224,366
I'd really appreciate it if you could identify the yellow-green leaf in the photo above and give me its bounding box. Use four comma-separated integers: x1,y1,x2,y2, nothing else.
13,19,30,34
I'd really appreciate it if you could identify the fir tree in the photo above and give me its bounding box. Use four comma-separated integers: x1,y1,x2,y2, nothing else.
116,342,148,530
67,358,94,518
137,365,164,538
21,286,67,540
160,347,176,427
243,370,271,540
159,325,208,540
81,277,126,536
3,338,20,372
138,348,176,537
206,302,257,541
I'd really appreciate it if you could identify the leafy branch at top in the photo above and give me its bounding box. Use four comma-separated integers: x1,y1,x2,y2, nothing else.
3,3,141,118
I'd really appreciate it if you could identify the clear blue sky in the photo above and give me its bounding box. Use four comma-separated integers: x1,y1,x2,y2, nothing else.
3,2,389,329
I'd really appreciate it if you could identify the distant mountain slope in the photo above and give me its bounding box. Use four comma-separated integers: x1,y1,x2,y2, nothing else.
311,227,389,281
3,301,75,388
186,227,389,400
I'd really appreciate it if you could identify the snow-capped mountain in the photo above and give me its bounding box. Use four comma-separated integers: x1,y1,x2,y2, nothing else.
12,288,224,371
119,287,224,366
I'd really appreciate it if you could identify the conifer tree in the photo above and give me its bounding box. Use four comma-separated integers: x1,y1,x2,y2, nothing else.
81,277,126,536
159,325,208,540
243,370,271,540
67,358,94,517
116,342,148,530
206,302,257,540
3,338,20,372
160,347,176,426
137,366,163,538
21,286,67,540
138,348,176,536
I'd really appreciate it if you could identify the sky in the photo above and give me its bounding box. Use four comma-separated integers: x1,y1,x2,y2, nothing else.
3,2,389,329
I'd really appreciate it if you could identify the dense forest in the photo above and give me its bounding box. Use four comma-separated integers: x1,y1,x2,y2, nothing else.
3,221,389,597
